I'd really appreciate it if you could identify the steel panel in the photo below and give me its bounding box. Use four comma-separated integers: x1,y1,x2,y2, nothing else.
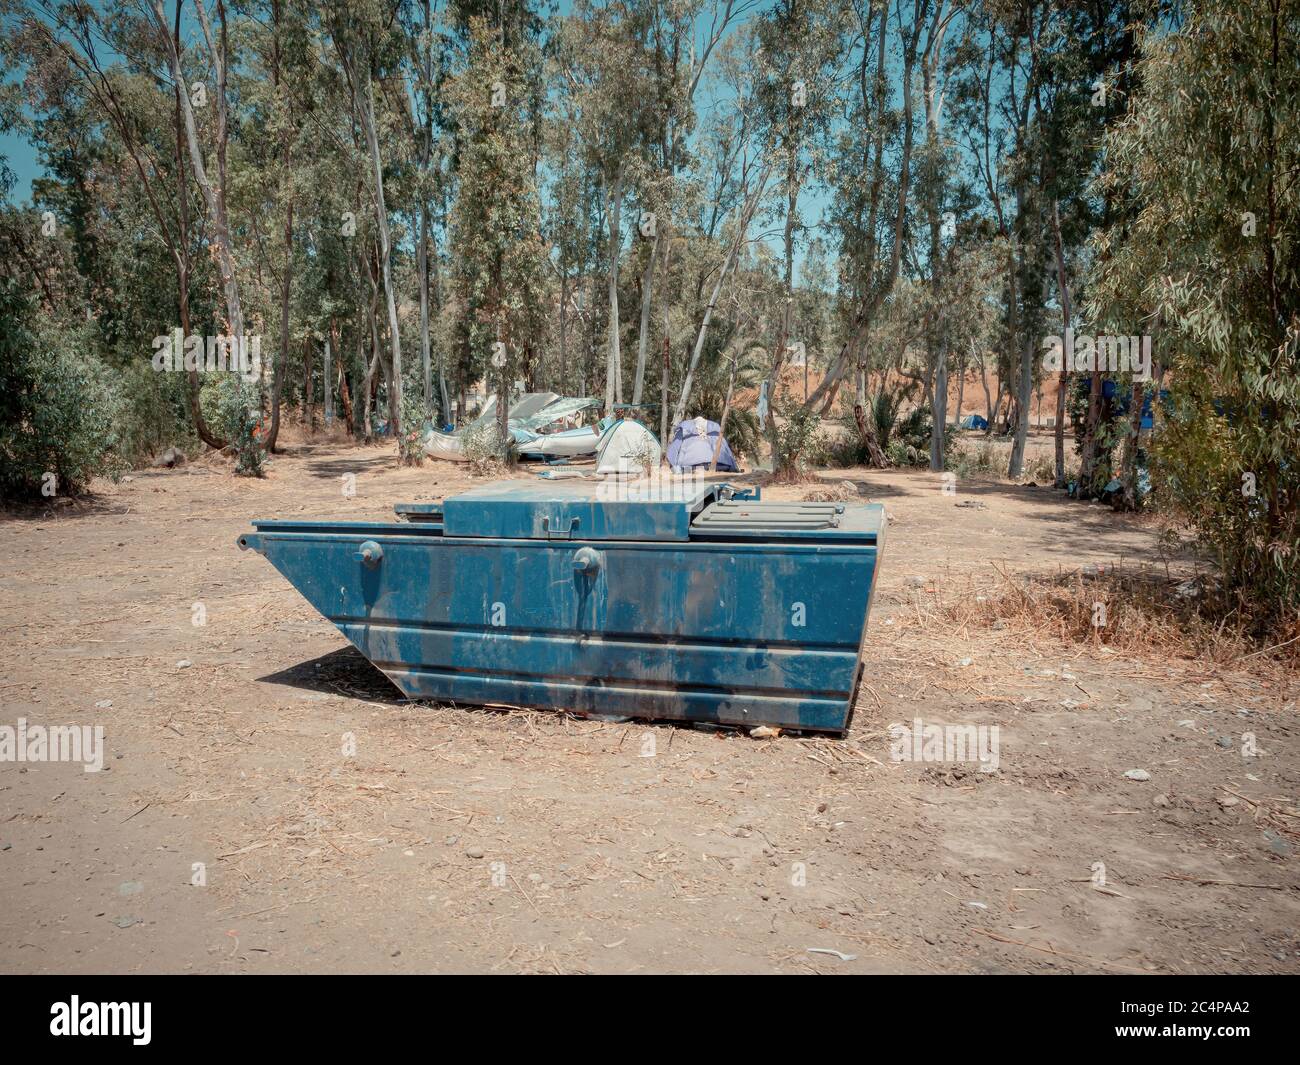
239,484,886,734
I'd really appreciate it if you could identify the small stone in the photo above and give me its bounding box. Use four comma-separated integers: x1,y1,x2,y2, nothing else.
151,446,187,469
465,847,485,859
118,881,143,896
1216,736,1234,748
1152,793,1170,808
176,659,192,669
112,916,141,929
907,575,927,589
94,700,112,709
1123,769,1151,782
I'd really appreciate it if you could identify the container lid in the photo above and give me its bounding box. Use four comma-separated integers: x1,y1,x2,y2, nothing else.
436,479,721,541
690,499,883,543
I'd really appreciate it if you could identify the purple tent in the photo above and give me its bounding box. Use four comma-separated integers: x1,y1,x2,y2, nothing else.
667,417,739,472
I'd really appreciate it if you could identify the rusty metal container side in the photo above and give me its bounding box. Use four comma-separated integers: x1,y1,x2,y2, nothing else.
238,481,885,735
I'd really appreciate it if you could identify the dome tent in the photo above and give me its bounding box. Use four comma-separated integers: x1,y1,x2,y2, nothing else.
666,417,739,472
595,419,663,474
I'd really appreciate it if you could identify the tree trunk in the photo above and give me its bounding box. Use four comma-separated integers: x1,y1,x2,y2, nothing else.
356,72,402,435
954,345,966,426
710,361,736,472
659,337,670,451
659,240,673,446
604,164,625,412
1049,199,1071,488
362,288,383,442
930,346,948,469
154,0,244,350
267,191,292,452
853,403,889,467
417,202,433,415
167,2,223,450
303,334,314,431
676,165,770,425
558,270,569,396
1079,368,1104,493
632,230,660,405
339,331,355,433
1118,378,1144,510
924,20,947,473
1006,233,1031,477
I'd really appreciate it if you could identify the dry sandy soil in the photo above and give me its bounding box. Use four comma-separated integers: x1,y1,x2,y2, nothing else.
1,434,1296,974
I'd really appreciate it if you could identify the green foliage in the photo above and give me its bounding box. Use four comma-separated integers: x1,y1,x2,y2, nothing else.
1090,0,1300,628
397,381,431,466
209,376,266,478
0,285,121,499
460,418,511,474
1067,376,1130,496
826,384,931,468
112,362,193,467
871,384,931,456
950,438,1001,479
771,397,821,478
446,17,547,406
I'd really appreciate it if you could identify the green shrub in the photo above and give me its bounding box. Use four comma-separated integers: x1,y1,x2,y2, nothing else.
208,375,266,477
951,438,1001,479
112,361,193,467
461,417,511,474
0,288,123,499
771,397,821,477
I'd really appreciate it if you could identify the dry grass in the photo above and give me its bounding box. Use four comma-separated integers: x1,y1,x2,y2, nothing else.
927,562,1300,671
802,480,865,502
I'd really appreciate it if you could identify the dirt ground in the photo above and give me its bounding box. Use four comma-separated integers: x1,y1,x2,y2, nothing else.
2,432,1297,974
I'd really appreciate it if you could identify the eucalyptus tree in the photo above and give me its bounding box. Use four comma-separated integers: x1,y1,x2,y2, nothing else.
150,0,247,361
1090,0,1298,623
821,0,930,467
325,0,412,436
555,0,661,411
541,101,606,397
752,0,850,472
446,13,547,449
10,0,227,445
915,0,961,470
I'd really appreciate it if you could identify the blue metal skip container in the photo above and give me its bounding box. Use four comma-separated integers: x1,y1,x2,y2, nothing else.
238,480,886,735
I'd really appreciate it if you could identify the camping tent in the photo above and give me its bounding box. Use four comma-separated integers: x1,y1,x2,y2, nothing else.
666,417,739,472
959,414,989,430
595,420,663,475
